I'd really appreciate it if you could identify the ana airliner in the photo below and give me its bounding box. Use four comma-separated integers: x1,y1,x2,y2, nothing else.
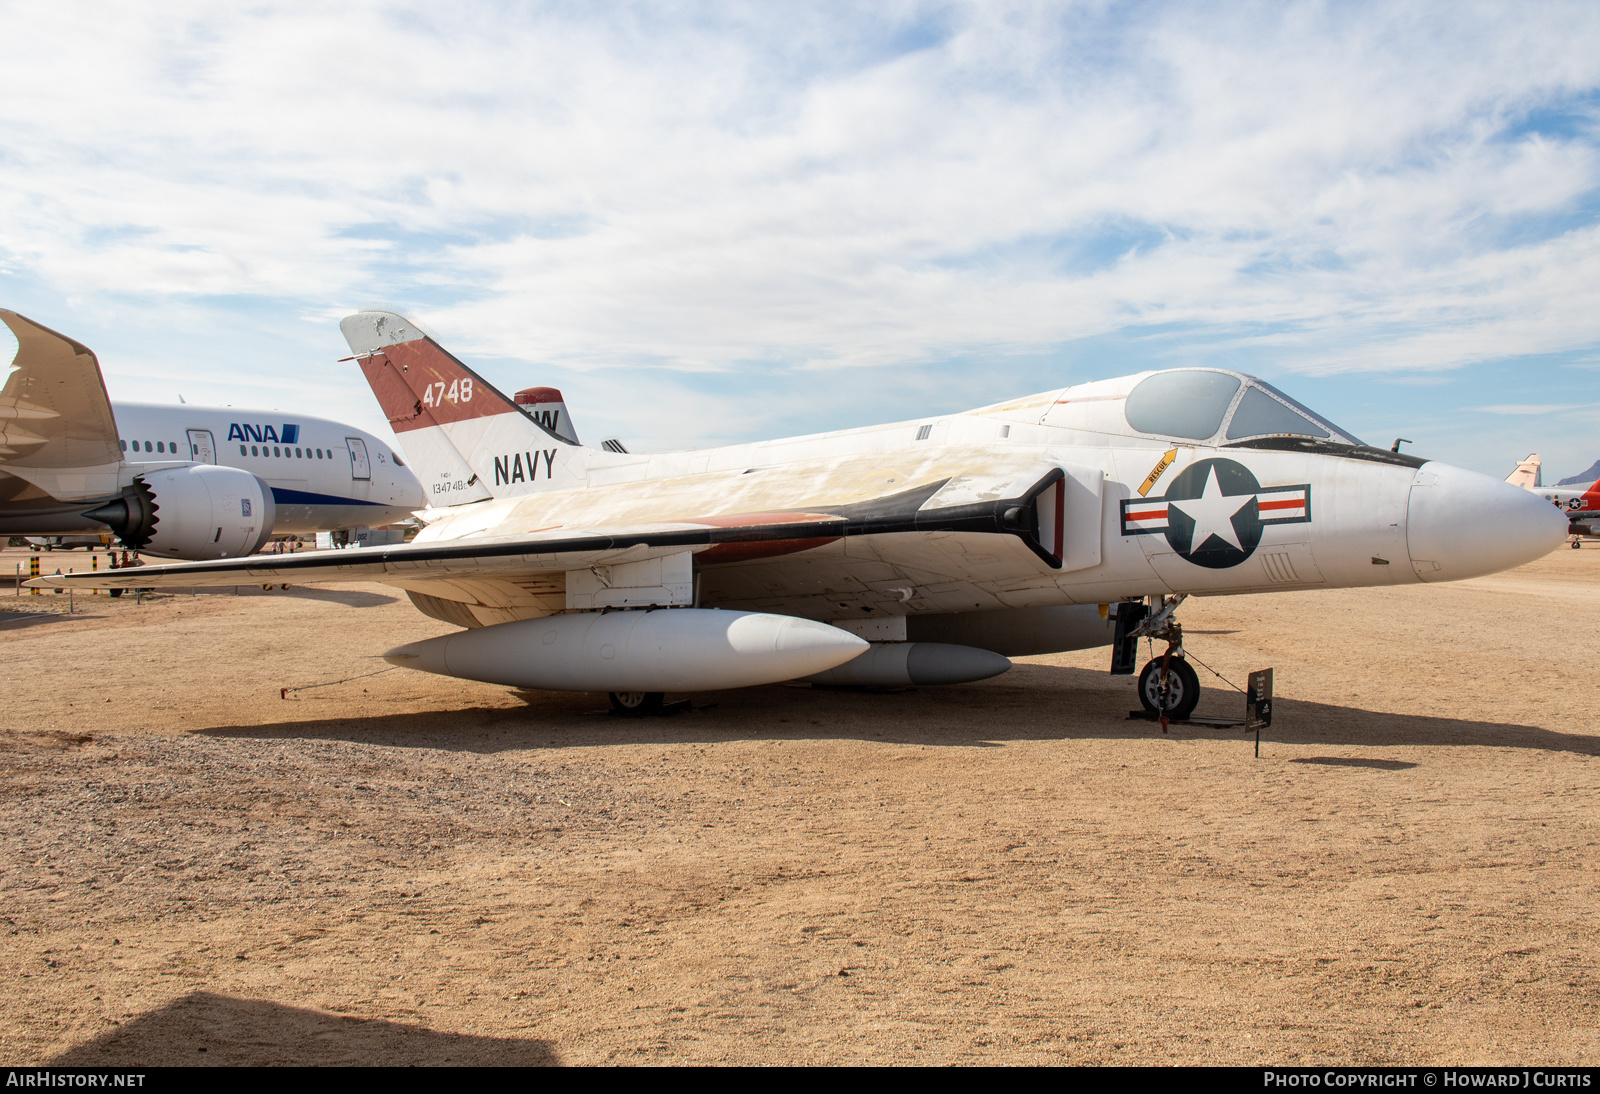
1,310,425,558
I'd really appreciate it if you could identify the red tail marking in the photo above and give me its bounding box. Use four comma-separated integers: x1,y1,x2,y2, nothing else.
1052,478,1065,559
357,339,518,433
514,387,565,405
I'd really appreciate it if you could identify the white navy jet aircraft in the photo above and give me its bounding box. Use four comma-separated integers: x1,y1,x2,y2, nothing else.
38,310,1568,718
0,310,425,558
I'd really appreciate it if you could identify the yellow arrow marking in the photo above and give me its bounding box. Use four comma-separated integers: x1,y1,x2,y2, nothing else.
1138,448,1179,497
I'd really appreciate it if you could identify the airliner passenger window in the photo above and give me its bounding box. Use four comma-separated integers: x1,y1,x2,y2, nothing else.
144,441,152,452
156,442,164,453
120,440,127,451
1124,370,1242,440
1225,387,1330,440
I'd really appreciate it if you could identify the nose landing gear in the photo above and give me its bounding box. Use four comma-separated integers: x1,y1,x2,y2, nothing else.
1114,594,1202,725
1138,655,1201,721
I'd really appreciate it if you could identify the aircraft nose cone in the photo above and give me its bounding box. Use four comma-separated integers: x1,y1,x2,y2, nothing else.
723,613,869,669
1407,462,1568,582
383,639,447,674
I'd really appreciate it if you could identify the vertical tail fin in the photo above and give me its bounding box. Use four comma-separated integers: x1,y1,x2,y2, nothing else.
340,312,623,503
1505,453,1541,490
513,386,581,445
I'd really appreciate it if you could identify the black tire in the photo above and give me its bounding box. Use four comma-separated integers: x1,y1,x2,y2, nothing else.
1138,657,1201,720
609,691,665,717
109,587,123,598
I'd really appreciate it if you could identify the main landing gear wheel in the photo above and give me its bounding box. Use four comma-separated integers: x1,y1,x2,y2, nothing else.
1138,657,1201,721
608,691,665,717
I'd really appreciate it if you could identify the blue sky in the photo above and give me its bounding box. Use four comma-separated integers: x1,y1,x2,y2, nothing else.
2,1,1598,478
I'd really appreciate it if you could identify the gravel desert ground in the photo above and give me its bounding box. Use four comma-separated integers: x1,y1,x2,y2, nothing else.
1,544,1596,1065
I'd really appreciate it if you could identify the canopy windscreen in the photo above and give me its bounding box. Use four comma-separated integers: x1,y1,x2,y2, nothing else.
1225,386,1331,440
1124,371,1242,440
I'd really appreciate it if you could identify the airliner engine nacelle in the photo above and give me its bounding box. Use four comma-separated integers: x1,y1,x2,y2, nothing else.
384,609,869,692
82,465,275,561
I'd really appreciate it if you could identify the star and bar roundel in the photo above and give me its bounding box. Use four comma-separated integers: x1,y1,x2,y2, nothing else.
1119,457,1312,569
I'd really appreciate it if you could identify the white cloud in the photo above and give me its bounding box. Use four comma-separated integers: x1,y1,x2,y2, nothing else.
1472,402,1600,415
0,0,1598,469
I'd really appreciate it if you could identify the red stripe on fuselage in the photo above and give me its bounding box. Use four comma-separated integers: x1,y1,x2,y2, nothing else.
1052,478,1065,559
684,511,840,528
696,537,840,564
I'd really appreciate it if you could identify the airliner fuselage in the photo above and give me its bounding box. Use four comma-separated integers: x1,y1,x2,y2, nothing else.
109,402,423,534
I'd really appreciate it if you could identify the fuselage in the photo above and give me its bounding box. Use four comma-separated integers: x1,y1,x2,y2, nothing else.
38,355,1570,701
402,368,1565,627
109,402,423,534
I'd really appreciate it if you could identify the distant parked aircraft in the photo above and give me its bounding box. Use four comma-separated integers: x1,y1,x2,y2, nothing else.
1505,454,1600,545
0,310,425,559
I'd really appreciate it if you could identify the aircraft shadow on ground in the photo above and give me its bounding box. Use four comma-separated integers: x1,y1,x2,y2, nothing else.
136,586,399,608
1290,756,1419,770
198,662,1600,760
48,991,557,1067
0,608,91,629
281,587,399,608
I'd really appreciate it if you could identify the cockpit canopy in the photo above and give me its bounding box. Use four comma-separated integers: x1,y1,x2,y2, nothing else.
1123,369,1363,447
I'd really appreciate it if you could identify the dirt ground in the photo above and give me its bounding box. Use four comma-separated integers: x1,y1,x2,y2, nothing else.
1,543,1597,1066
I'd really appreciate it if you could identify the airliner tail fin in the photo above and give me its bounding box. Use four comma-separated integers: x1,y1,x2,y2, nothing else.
1505,453,1541,490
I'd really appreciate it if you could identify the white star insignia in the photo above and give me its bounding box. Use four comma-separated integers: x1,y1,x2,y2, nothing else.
1169,467,1253,554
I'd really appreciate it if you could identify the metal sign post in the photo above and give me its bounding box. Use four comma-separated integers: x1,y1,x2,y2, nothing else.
1246,668,1274,758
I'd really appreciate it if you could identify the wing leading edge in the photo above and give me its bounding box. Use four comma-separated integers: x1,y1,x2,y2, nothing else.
30,465,1069,591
